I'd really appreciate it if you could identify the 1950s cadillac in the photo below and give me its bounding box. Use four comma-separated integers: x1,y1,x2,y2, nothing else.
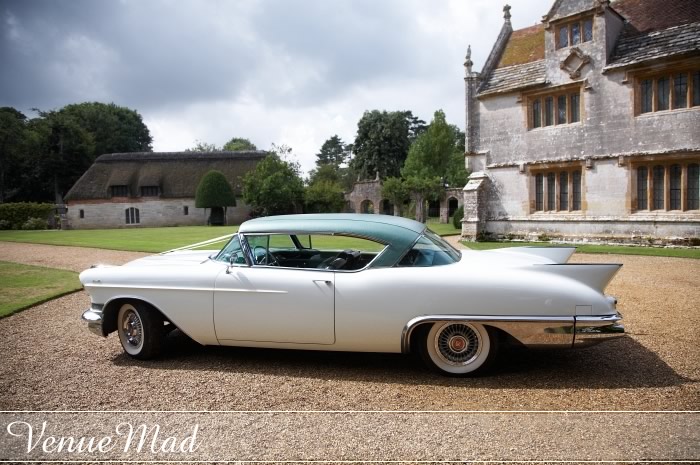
81,214,624,376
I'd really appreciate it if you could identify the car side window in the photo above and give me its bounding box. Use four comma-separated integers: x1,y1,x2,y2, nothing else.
397,232,460,267
246,235,280,266
216,236,246,265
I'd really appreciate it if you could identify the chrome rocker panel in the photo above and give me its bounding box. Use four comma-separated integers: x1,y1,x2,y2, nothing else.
401,313,624,353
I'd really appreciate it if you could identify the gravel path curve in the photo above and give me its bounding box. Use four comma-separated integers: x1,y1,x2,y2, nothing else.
0,241,148,272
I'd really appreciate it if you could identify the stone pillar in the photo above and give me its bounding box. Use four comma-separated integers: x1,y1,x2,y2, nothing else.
461,172,489,241
464,46,481,156
439,204,449,223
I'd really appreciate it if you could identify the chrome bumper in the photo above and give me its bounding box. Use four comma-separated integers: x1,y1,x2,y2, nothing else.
573,312,625,347
81,308,104,337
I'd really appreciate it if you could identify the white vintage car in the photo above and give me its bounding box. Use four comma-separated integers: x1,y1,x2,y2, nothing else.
81,214,624,376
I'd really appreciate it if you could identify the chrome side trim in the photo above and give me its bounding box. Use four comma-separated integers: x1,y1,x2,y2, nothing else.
573,312,625,347
401,315,576,353
81,309,105,337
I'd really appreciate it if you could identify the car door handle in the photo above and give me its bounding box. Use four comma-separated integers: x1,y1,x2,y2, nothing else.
313,279,332,285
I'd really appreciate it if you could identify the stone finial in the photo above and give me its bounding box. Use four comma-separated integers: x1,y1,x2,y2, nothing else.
375,171,380,181
503,4,511,23
464,45,473,74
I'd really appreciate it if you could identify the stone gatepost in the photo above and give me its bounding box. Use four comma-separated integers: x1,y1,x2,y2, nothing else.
439,199,449,223
461,172,489,241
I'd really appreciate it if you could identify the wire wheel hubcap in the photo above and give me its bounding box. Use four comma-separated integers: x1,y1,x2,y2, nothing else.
435,323,481,366
122,309,143,347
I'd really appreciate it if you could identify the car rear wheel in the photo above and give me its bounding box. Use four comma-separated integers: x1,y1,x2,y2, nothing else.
419,321,498,376
117,301,163,360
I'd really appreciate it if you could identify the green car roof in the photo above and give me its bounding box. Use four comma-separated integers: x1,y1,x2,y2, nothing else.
239,214,427,267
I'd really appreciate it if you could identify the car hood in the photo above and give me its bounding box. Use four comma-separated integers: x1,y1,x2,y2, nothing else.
122,250,219,267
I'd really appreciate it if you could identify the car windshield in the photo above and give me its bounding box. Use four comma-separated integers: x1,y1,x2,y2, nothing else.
215,235,246,264
397,228,461,267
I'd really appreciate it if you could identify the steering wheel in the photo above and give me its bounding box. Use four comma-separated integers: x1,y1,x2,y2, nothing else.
253,246,279,266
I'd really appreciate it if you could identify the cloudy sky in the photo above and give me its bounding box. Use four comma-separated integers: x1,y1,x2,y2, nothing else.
1,0,551,175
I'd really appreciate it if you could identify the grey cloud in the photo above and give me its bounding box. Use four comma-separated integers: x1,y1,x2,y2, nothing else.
1,0,258,112
0,0,441,114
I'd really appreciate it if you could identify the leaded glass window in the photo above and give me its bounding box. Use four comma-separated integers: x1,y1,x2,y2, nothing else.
637,167,648,210
653,165,665,210
670,164,682,210
559,172,569,211
572,171,581,211
673,74,687,109
640,79,653,113
689,164,699,210
657,77,670,111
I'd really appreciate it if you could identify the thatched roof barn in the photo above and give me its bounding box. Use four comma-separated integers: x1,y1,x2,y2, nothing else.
65,151,266,201
64,151,267,229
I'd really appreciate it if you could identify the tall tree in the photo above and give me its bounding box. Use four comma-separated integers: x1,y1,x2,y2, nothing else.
0,108,28,202
381,177,409,216
304,180,345,213
242,146,304,216
32,110,95,203
59,102,152,155
223,137,257,151
350,110,411,180
315,135,350,168
402,110,454,222
402,111,428,143
309,135,353,193
14,102,154,203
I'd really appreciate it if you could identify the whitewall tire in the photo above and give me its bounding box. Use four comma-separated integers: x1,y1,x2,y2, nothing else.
419,322,499,376
117,301,163,360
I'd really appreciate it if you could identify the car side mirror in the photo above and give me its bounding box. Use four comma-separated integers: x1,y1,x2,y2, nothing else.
226,252,249,273
226,253,239,273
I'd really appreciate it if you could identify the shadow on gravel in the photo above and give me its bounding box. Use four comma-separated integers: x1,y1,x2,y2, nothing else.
111,330,688,389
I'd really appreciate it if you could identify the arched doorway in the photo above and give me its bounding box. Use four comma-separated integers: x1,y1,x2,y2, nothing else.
428,200,440,219
448,197,459,218
360,200,374,214
209,207,225,225
380,199,394,215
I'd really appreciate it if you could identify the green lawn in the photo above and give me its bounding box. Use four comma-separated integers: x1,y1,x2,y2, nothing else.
0,226,238,253
1,223,696,259
0,261,81,317
426,219,460,236
462,241,700,259
0,220,462,254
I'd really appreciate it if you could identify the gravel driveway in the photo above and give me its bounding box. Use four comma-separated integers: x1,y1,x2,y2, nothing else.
0,241,698,460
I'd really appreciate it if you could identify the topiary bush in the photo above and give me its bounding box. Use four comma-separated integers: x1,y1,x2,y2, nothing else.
0,203,55,229
452,205,464,229
195,170,236,209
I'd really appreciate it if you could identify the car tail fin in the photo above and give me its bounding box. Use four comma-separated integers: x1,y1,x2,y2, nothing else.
491,246,577,264
534,263,622,293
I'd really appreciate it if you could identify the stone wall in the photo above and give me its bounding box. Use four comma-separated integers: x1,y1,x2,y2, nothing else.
346,181,463,221
345,180,385,214
66,198,252,229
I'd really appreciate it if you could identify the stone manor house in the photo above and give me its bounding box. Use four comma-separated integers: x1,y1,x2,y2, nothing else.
64,151,265,228
461,0,700,242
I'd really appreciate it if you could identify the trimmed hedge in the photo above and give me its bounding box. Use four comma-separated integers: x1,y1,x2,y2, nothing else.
0,203,55,230
195,170,236,208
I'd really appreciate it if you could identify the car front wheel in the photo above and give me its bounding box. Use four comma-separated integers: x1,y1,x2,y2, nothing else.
117,301,163,360
419,321,498,376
